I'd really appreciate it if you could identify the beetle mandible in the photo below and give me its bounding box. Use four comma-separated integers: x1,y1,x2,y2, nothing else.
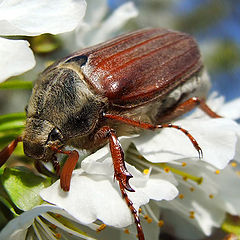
0,28,221,240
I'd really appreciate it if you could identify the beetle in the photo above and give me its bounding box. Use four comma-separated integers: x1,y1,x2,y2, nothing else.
0,28,221,240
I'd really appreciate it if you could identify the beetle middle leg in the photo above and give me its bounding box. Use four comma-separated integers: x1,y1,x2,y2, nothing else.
94,126,145,240
104,113,203,158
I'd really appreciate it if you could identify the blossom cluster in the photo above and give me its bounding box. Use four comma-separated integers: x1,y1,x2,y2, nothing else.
0,1,240,240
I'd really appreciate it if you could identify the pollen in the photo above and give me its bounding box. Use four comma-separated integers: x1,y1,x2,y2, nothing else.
144,215,149,220
158,220,164,227
179,194,184,199
182,162,187,167
55,233,61,239
50,224,57,230
139,208,142,214
183,176,188,181
143,215,153,223
189,211,195,219
55,214,62,218
215,170,220,174
231,162,237,167
143,169,149,175
190,187,195,192
96,224,106,232
124,229,130,234
209,194,214,199
147,217,153,223
164,167,170,173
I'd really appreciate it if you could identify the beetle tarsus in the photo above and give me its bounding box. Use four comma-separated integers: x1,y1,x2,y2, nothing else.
119,182,145,240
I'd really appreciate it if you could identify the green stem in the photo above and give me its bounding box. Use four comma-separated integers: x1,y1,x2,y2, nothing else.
0,80,33,89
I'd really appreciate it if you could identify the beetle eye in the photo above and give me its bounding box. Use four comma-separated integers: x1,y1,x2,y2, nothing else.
48,128,62,142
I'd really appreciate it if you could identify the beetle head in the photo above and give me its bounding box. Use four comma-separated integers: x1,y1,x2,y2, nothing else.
23,118,63,160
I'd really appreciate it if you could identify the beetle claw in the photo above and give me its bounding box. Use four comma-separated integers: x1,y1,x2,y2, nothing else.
115,172,135,192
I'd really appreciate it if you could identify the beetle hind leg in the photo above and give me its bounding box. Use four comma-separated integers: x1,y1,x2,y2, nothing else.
157,97,221,123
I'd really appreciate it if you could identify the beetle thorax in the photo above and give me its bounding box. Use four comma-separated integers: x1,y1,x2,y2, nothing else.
26,65,106,144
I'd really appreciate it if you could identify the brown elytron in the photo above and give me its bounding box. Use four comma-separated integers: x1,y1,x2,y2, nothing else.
0,28,221,240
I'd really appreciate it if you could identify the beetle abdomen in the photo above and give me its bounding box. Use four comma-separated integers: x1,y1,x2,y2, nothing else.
80,28,203,108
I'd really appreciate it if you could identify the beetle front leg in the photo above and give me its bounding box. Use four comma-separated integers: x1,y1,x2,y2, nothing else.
94,126,134,192
0,136,22,167
94,126,145,240
50,145,79,191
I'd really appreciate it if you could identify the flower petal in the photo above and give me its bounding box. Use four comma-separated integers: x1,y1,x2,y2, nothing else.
76,1,138,47
41,165,178,228
0,205,64,240
0,37,35,82
81,137,132,176
133,118,239,169
0,0,86,36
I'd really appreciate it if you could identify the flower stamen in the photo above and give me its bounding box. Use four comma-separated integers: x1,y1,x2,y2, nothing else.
179,194,184,199
96,224,106,232
189,211,195,219
158,220,164,227
127,147,203,185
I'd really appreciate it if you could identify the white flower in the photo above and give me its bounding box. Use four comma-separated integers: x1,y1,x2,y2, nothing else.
64,0,138,51
76,0,138,48
40,139,178,231
40,93,240,239
0,0,87,82
0,205,96,240
135,94,240,240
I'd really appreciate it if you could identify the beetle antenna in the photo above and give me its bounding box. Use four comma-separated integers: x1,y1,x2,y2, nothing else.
0,136,22,167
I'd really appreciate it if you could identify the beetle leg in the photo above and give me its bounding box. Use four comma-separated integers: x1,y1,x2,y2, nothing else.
157,97,221,123
95,126,145,240
94,126,134,192
51,156,61,176
34,160,58,178
104,114,203,158
50,145,79,191
0,136,22,167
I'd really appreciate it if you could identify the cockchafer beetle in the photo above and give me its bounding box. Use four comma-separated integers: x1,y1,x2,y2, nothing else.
0,28,221,240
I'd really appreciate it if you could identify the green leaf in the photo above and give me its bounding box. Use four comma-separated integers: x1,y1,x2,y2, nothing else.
0,120,25,132
222,214,240,238
0,80,33,90
0,113,26,125
1,167,51,211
